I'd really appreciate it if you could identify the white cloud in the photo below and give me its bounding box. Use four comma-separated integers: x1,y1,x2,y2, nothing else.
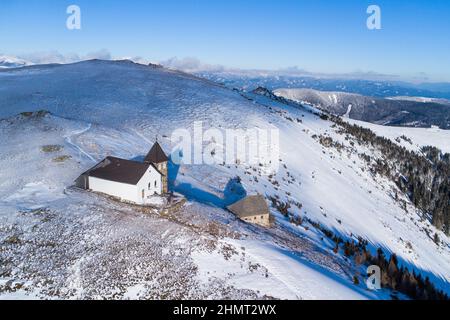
84,49,112,61
160,57,226,72
157,58,403,82
118,55,158,65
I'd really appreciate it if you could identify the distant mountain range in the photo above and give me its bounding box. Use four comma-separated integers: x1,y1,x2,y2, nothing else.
272,88,450,129
0,55,32,69
197,72,450,100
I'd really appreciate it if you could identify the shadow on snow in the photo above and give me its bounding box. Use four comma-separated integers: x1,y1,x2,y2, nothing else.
167,153,246,208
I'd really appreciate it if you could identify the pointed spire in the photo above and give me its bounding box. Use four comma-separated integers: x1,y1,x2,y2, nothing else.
144,141,168,164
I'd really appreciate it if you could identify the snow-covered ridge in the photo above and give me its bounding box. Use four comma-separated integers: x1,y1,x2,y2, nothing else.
0,55,33,69
274,88,450,130
387,96,450,105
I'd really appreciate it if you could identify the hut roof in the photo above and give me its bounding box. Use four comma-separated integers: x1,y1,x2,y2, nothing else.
227,195,269,218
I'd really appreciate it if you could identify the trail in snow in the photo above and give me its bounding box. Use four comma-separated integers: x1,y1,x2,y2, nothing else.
64,123,96,163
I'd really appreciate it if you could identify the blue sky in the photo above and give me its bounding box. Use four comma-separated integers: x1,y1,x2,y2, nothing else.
1,0,450,81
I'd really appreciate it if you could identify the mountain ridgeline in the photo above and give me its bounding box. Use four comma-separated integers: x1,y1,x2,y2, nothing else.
198,72,450,100
273,88,450,129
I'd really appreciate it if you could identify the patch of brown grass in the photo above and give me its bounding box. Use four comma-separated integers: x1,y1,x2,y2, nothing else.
41,145,63,153
53,155,72,163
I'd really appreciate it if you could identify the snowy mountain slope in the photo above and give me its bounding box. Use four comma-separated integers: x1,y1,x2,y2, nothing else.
0,55,32,69
0,112,384,300
0,60,247,130
274,88,450,129
0,60,449,299
241,92,450,288
346,119,450,154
